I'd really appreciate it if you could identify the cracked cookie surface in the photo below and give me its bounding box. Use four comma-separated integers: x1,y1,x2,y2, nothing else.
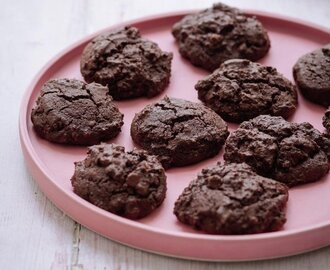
224,115,330,186
293,44,330,107
172,2,270,71
71,143,166,219
174,162,288,234
130,97,229,168
195,59,297,123
81,26,173,100
31,78,123,145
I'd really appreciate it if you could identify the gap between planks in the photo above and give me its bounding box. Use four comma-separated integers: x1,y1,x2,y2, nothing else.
71,222,83,270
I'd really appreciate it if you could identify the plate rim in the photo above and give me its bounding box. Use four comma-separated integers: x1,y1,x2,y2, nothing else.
19,9,330,260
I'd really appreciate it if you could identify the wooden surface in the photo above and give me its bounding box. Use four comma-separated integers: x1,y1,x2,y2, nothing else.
1,0,329,269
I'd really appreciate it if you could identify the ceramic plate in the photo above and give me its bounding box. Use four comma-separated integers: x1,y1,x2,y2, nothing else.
19,10,330,261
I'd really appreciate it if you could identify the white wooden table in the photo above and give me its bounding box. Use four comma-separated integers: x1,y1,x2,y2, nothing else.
1,0,329,269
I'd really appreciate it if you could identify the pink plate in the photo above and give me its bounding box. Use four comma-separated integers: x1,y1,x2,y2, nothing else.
19,11,330,261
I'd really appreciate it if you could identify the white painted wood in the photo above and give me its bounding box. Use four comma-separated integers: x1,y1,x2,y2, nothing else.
0,0,329,269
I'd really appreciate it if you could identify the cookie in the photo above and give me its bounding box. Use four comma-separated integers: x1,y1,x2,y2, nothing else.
130,96,229,168
172,3,270,71
81,26,173,100
195,59,297,122
323,107,330,132
71,143,167,220
174,162,288,234
31,78,123,145
224,115,330,186
293,44,330,107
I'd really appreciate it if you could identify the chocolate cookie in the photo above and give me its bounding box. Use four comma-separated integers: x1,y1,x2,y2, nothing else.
195,59,297,122
172,3,270,71
131,97,229,168
293,44,330,106
224,115,330,186
174,162,288,234
71,143,167,220
323,107,330,132
31,78,123,145
81,26,173,100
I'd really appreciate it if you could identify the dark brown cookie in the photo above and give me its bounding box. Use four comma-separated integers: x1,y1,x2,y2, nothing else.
323,107,330,132
293,44,330,107
224,115,330,186
172,3,270,71
195,59,297,123
31,78,123,145
174,162,288,234
71,143,167,220
130,96,229,168
81,26,173,100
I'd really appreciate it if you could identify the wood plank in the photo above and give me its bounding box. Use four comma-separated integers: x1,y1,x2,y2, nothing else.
0,0,87,269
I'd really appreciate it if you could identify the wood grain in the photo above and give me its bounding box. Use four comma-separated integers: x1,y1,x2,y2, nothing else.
0,0,329,269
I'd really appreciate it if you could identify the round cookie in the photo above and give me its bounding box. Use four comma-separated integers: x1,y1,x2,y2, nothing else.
71,143,167,220
31,78,123,145
81,26,173,100
172,3,270,71
323,107,330,132
195,59,297,123
131,96,229,168
174,162,288,235
293,44,330,107
224,115,330,186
